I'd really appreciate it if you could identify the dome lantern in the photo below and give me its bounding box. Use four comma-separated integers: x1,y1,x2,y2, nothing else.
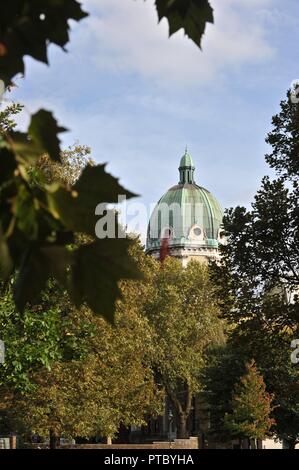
179,147,195,184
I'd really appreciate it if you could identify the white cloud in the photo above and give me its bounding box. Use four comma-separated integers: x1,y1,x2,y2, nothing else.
80,0,275,86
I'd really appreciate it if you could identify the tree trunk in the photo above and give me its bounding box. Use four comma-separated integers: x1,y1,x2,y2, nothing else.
49,428,60,449
115,423,131,443
285,438,297,450
168,385,193,440
176,414,189,439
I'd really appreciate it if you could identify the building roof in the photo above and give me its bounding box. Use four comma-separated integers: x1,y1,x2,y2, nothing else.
146,150,223,253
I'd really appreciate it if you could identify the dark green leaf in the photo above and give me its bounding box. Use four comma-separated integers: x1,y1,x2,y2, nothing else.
0,226,13,280
155,0,214,48
10,131,44,164
0,0,88,85
14,245,73,312
74,163,137,202
47,164,137,236
0,147,17,184
70,238,142,323
15,185,39,240
29,109,67,162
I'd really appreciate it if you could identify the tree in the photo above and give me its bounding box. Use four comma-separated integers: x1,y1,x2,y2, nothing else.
265,86,299,181
144,257,225,439
204,318,299,449
0,283,91,393
224,360,275,448
231,321,299,449
6,241,163,448
208,88,299,449
0,281,95,441
11,317,163,448
33,143,93,186
212,88,299,331
202,343,243,445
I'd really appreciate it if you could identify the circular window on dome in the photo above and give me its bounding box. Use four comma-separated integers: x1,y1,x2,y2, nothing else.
189,225,202,240
193,227,202,237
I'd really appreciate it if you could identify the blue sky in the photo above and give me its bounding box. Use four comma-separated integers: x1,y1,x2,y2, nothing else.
8,0,299,239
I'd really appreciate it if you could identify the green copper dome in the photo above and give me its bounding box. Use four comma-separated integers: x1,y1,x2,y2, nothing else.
146,150,224,253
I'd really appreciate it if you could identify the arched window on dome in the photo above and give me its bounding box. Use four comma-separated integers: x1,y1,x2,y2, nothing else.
161,227,174,240
218,229,227,245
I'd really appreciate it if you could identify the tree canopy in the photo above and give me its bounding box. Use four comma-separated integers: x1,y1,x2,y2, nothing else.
145,257,225,438
0,239,164,447
213,89,299,332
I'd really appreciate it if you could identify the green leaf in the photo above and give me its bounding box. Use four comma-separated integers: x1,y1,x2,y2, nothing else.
0,226,13,280
0,0,88,85
155,0,214,48
10,131,44,164
29,109,67,162
0,147,17,184
47,164,137,236
74,164,137,202
70,238,142,322
14,184,39,240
